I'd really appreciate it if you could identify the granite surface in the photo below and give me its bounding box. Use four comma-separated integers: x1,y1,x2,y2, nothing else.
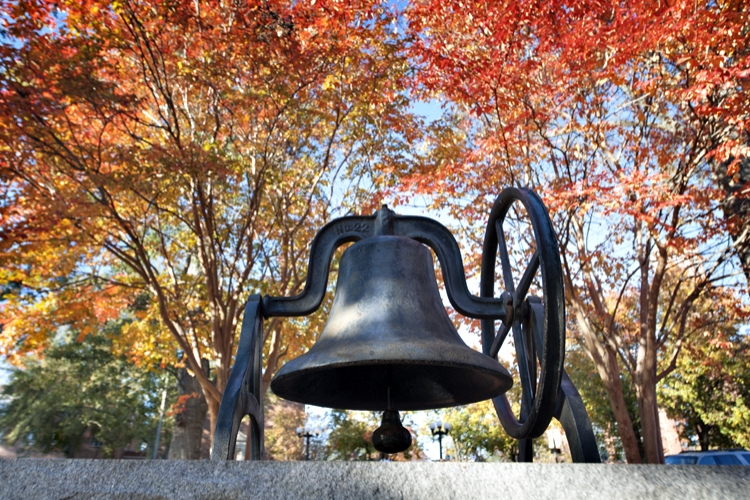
1,459,748,499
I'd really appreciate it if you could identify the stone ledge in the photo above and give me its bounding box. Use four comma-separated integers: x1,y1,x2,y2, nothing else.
1,459,748,500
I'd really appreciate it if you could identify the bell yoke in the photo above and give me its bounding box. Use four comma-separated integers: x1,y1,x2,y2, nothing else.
211,188,601,462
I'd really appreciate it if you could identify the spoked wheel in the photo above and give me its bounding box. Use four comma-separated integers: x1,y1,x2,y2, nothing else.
480,187,565,440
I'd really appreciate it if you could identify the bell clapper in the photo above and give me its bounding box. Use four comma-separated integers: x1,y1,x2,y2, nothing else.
373,383,412,454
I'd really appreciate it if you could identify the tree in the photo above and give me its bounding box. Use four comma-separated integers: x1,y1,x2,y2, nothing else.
660,324,750,450
403,0,750,463
0,0,418,444
325,410,379,461
324,410,422,461
0,328,169,458
439,401,518,462
262,393,305,461
564,344,641,462
167,364,209,459
714,158,750,287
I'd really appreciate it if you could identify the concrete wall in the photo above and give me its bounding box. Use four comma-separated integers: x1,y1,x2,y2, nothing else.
1,459,749,499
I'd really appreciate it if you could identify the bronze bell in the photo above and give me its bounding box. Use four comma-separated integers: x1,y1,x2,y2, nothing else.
270,235,512,411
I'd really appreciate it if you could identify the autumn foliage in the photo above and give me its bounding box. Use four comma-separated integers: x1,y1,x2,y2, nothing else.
403,0,750,463
0,0,416,437
1,0,748,462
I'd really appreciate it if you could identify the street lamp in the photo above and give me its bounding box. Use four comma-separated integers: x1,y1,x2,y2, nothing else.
547,428,563,463
429,420,451,461
296,426,320,460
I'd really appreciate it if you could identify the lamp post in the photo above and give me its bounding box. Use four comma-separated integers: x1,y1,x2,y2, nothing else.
547,428,563,463
296,427,320,460
429,420,451,461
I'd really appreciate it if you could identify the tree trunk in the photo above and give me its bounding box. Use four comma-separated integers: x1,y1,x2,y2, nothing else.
635,342,663,464
261,319,284,395
168,368,209,460
598,348,643,464
604,423,618,463
697,422,710,451
571,300,642,463
635,226,665,464
636,381,663,463
207,396,220,449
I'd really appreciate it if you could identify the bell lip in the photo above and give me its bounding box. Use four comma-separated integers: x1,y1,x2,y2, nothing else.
270,358,513,411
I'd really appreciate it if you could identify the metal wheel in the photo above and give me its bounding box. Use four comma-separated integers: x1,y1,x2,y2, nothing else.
480,187,565,440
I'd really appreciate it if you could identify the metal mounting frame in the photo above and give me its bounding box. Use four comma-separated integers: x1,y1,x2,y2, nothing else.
211,188,600,463
211,296,264,460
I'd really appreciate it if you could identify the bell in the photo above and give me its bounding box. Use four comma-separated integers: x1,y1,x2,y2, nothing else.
270,235,513,411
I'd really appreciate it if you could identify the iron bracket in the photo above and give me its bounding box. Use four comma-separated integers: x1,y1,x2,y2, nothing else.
263,206,508,320
211,295,265,460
